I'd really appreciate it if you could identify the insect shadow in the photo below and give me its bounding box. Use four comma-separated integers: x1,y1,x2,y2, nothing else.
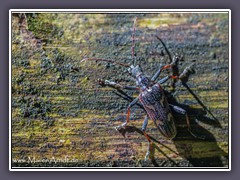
116,90,228,167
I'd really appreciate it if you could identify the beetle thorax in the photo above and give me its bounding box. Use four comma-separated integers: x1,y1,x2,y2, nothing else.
136,74,151,90
128,65,151,90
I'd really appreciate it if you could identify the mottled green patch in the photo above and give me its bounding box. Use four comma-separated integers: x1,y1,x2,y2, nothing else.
139,14,187,29
11,12,229,167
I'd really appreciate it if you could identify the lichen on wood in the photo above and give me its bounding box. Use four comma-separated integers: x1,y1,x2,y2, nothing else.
11,12,229,168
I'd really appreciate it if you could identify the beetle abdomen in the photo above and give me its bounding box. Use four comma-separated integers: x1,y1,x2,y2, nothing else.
155,112,177,139
139,84,177,139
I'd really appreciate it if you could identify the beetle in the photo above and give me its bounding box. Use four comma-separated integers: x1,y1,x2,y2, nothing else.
81,18,205,159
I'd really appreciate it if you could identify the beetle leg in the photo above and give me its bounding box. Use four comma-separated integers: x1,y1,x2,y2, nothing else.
158,76,170,84
157,75,179,89
98,79,139,90
142,115,151,146
142,115,154,160
151,64,173,82
124,97,139,126
143,130,154,160
116,97,139,130
169,104,205,140
142,115,149,131
157,75,179,84
145,141,154,161
113,91,145,111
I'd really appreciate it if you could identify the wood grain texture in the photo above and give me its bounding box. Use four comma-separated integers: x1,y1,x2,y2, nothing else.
11,13,229,168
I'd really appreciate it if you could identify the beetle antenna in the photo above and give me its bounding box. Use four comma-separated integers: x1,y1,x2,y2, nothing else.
155,35,173,63
132,17,138,66
81,58,130,67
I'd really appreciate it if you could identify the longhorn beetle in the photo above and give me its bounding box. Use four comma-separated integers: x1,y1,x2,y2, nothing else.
81,18,209,160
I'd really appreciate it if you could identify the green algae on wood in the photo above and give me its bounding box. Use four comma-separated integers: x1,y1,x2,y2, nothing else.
11,13,229,167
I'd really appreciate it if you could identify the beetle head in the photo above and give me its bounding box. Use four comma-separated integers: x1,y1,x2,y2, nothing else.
128,65,142,77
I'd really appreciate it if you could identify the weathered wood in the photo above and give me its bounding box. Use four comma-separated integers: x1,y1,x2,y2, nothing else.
11,13,229,168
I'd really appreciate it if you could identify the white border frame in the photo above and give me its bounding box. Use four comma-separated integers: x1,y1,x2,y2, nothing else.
9,9,231,171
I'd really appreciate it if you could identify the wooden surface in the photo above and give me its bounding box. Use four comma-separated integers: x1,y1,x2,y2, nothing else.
11,13,229,168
